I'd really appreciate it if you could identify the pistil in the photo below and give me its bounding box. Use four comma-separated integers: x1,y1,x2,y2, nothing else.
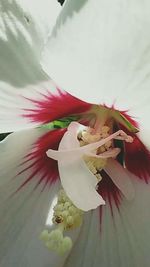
78,125,133,180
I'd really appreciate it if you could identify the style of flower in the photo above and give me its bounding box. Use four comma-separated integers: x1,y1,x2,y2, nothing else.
0,0,150,267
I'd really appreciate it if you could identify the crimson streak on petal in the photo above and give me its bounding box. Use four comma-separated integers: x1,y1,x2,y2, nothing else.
98,170,122,218
124,135,150,184
22,89,92,124
16,129,66,192
120,111,150,183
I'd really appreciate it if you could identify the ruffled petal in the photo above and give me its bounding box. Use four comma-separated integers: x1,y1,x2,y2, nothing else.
48,122,105,211
63,177,150,267
42,0,150,113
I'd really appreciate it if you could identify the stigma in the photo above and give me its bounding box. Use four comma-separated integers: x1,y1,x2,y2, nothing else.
78,125,133,180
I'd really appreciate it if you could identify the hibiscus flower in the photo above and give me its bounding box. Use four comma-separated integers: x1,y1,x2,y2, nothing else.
0,0,150,267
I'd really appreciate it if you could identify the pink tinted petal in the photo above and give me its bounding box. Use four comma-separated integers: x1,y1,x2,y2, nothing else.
59,157,105,211
104,159,135,201
47,122,83,162
48,122,105,211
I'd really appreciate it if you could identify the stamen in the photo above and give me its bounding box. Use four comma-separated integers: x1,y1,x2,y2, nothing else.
78,125,133,180
79,126,112,179
40,227,72,255
40,189,83,255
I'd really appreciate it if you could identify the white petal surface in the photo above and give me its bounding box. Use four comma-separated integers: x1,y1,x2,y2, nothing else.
42,0,150,112
0,0,61,124
0,0,60,86
17,0,61,49
0,128,41,186
0,80,59,133
104,159,135,201
64,177,150,267
48,122,105,211
0,128,79,266
0,181,63,267
132,105,150,149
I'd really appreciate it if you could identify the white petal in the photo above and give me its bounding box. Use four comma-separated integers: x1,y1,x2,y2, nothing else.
0,127,48,186
64,177,150,267
104,159,135,200
0,181,61,267
139,128,150,150
0,180,77,267
0,80,60,133
131,104,150,149
42,0,150,111
0,0,61,126
49,121,105,211
59,158,105,212
0,0,59,85
0,127,78,266
17,0,61,48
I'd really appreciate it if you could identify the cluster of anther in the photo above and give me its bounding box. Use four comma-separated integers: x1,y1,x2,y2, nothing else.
40,228,72,255
78,126,112,180
52,189,83,229
40,190,83,254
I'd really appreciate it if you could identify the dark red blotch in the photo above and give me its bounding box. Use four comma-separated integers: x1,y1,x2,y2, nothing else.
23,89,91,124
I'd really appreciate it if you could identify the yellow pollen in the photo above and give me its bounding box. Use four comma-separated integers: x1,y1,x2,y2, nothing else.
40,190,83,255
78,125,112,179
53,189,83,230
